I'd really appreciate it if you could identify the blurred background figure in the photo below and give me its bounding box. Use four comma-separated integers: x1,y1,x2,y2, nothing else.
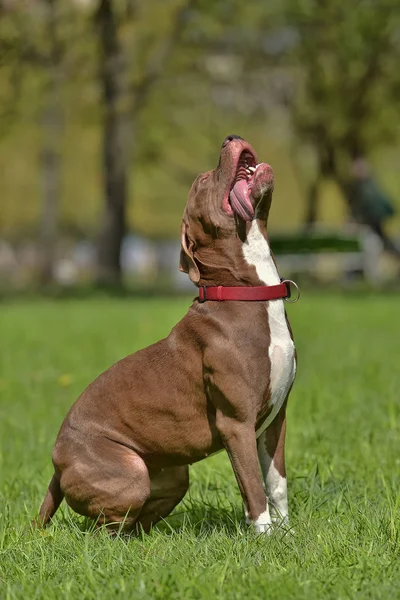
0,0,399,293
346,157,400,261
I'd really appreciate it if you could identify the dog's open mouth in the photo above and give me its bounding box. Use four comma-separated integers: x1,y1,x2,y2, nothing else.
223,147,275,222
228,151,258,222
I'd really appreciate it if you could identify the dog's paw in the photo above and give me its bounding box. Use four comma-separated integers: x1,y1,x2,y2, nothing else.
248,513,294,536
246,509,273,535
252,521,273,535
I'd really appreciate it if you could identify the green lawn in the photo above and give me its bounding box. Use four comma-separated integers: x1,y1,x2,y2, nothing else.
1,293,400,599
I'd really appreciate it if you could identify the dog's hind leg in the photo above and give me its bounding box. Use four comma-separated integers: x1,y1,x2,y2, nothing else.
56,437,151,533
134,465,189,533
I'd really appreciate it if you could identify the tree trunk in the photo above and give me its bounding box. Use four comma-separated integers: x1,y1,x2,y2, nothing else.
304,176,320,229
95,0,129,286
94,0,196,286
39,0,63,286
303,142,336,229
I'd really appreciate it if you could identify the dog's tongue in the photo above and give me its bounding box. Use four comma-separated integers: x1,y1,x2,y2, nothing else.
229,179,255,222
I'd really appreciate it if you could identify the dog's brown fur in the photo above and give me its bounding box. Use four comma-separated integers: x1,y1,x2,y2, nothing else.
35,135,295,533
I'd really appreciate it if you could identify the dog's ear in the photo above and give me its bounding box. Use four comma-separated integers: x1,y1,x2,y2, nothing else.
179,220,200,284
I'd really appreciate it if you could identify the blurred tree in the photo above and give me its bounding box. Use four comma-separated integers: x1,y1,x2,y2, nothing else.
94,0,198,286
1,0,399,267
195,0,400,227
0,0,75,283
277,0,400,226
39,0,64,285
95,0,127,286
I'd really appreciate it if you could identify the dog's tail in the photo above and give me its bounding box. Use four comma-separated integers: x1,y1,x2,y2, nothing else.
32,473,64,528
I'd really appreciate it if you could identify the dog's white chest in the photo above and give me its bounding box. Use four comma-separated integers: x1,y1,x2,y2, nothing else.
242,221,296,437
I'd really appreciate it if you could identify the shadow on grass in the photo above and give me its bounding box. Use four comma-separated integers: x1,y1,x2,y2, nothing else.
54,497,244,540
42,466,349,541
153,499,244,537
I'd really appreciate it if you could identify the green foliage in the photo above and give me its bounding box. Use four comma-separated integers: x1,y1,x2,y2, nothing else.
0,0,399,238
1,293,400,598
278,0,400,172
270,231,361,254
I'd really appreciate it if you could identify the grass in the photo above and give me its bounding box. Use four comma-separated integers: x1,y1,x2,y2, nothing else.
0,292,400,599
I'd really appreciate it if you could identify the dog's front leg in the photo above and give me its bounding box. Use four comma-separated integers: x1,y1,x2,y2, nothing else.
257,401,289,528
216,413,271,534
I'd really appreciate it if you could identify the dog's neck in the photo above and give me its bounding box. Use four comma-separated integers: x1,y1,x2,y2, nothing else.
195,218,280,287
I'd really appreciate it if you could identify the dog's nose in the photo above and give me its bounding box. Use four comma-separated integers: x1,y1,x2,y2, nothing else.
222,134,244,148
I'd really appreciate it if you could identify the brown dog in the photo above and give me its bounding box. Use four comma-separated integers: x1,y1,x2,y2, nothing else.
36,135,296,534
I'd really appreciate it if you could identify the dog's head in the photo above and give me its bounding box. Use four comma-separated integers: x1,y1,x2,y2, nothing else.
180,135,274,284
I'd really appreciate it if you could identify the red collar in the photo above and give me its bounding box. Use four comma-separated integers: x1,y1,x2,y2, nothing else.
198,280,299,303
